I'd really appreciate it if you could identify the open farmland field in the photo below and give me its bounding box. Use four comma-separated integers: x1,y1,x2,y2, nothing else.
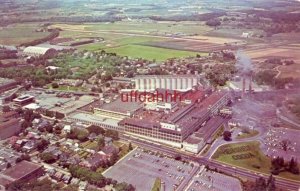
245,44,300,79
77,36,164,51
0,23,50,45
53,21,212,36
104,44,205,61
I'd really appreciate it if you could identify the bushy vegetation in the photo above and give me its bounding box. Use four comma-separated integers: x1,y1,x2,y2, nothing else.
69,165,135,190
287,96,300,118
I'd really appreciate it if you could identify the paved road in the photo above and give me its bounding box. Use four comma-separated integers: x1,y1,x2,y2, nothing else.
177,165,200,191
122,135,300,191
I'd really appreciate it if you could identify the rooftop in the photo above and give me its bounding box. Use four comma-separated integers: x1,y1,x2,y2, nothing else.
23,46,54,55
98,98,142,114
0,161,42,180
134,75,199,79
68,112,121,127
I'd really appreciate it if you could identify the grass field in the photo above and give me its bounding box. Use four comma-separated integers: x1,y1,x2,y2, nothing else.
104,44,202,61
151,178,161,191
212,141,300,181
54,21,212,36
0,23,50,45
55,22,211,60
212,141,270,173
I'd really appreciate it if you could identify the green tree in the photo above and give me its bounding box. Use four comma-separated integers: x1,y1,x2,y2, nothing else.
266,175,276,191
223,131,232,141
87,125,105,135
40,152,57,164
128,142,133,151
52,82,59,88
97,137,105,150
253,177,266,191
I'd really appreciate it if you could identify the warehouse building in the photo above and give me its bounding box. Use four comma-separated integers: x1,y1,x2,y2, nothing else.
23,46,57,57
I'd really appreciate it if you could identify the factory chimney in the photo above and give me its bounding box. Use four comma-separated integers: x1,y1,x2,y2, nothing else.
249,74,253,94
242,77,246,97
160,181,165,191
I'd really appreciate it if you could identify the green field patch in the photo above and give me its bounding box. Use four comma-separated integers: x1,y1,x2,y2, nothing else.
104,44,200,61
151,178,161,191
213,142,271,174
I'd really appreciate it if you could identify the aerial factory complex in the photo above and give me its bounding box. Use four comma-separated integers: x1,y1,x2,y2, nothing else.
0,0,300,191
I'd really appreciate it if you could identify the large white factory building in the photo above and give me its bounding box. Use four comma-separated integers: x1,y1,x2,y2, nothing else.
134,75,199,91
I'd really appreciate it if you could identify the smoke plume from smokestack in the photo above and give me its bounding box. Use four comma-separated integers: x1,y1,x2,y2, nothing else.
236,50,253,75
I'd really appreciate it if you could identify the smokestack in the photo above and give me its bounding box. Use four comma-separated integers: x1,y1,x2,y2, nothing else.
242,77,246,97
249,74,253,94
161,181,165,191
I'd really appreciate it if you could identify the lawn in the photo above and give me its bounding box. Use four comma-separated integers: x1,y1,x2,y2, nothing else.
47,84,88,92
151,178,161,191
104,44,200,61
77,36,165,51
212,141,300,181
0,23,50,45
212,141,271,174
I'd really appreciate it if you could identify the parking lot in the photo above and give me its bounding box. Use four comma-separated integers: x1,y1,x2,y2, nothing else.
103,148,198,191
186,167,242,191
263,128,300,161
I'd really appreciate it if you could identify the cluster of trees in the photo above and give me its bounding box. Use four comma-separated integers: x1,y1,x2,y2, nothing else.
87,125,105,135
0,67,54,87
87,125,119,140
206,64,236,86
40,152,57,164
255,69,293,89
9,178,61,191
149,12,226,22
69,165,134,190
21,110,41,130
105,129,119,140
205,19,221,28
48,15,122,23
67,128,89,142
264,24,299,36
252,175,275,191
187,64,203,74
244,10,300,24
271,156,299,175
223,131,232,141
255,70,277,86
287,97,300,118
0,49,18,60
15,154,30,163
36,139,50,151
222,51,236,61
